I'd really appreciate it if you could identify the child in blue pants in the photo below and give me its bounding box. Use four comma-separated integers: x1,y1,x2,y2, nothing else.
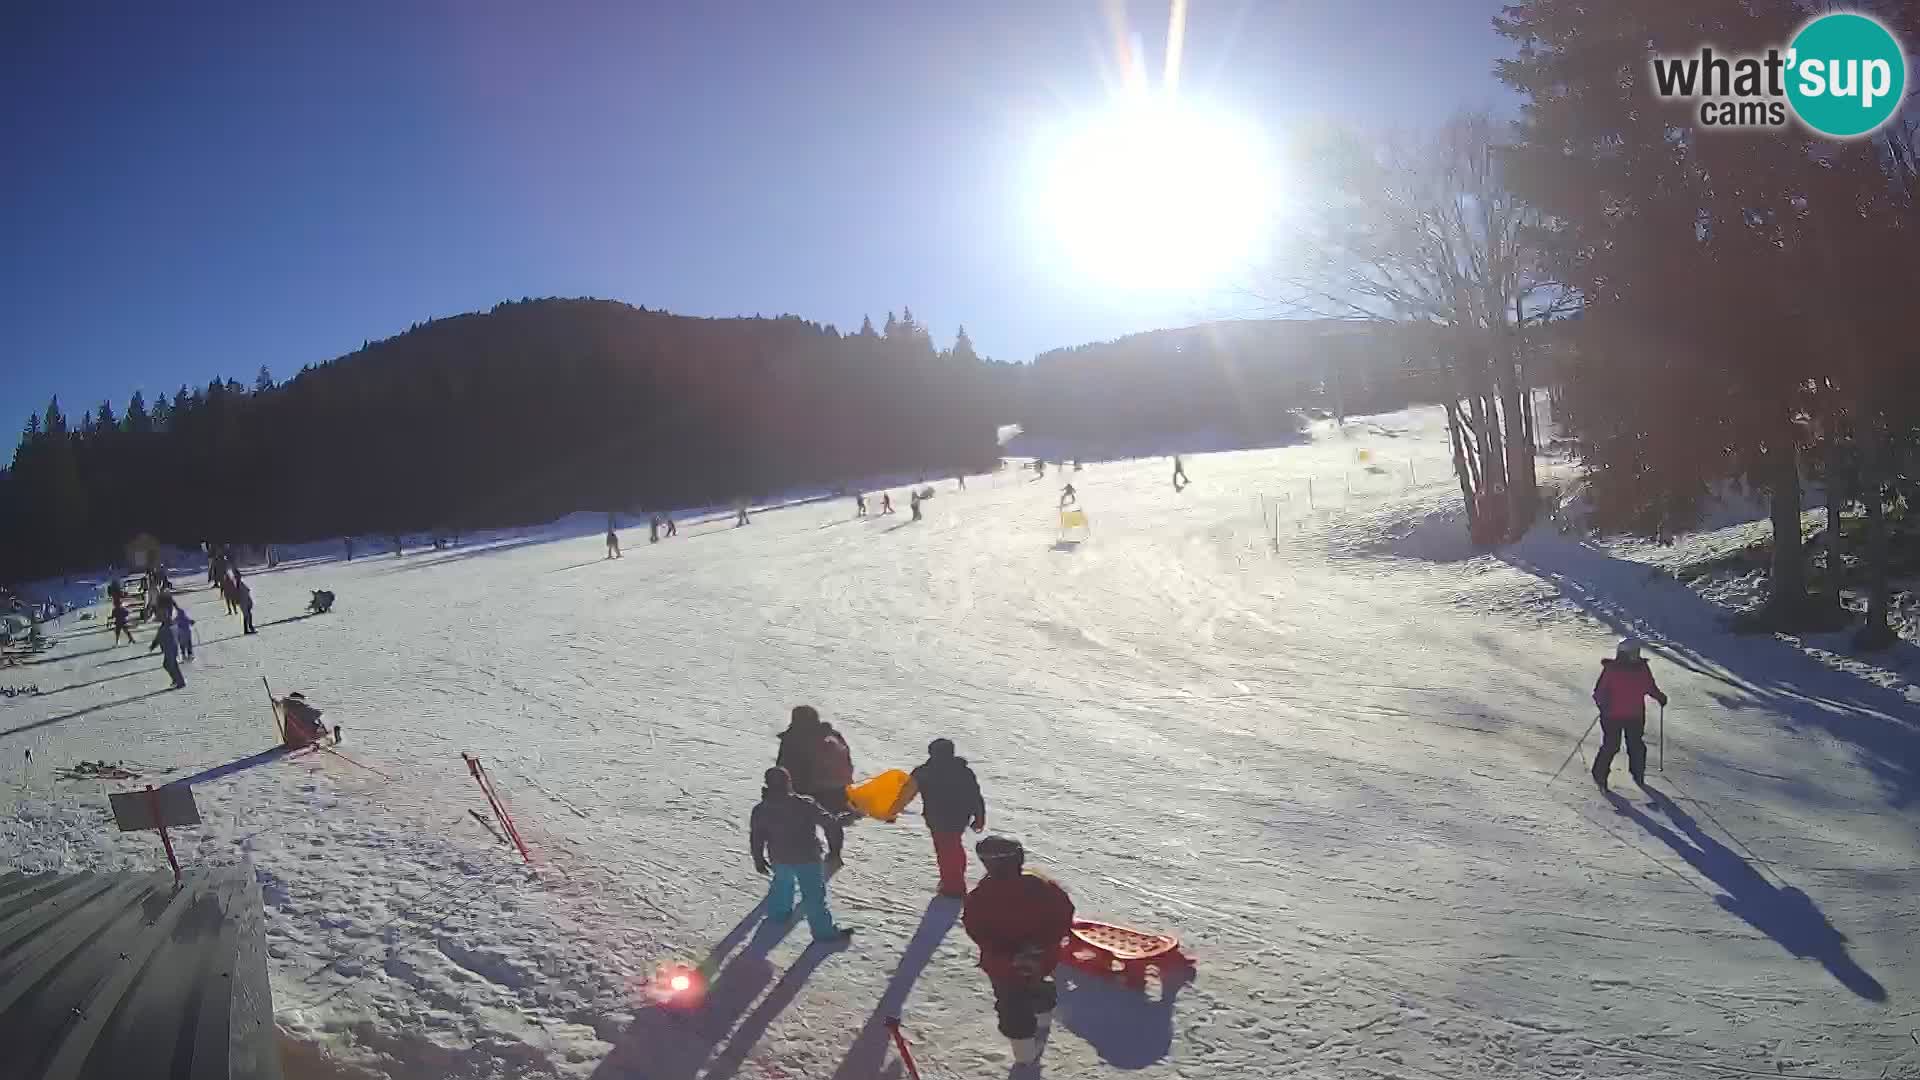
750,767,853,942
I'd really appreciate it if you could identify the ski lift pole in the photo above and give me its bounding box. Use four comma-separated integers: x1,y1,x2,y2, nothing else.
883,1017,925,1080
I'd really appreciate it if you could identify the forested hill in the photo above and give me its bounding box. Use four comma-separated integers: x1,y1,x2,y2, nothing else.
3,298,1440,578
2,299,1008,576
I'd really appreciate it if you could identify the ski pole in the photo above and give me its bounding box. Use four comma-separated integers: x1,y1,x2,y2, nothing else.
1659,702,1665,773
884,1017,925,1080
1548,714,1602,785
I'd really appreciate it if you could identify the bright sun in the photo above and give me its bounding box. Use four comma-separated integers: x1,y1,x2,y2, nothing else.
1035,93,1273,291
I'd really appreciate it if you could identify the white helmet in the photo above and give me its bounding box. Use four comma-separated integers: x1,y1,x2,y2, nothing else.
1616,638,1642,659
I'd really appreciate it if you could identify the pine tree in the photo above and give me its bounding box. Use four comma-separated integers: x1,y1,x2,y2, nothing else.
951,325,980,365
857,315,879,339
95,399,117,431
255,365,275,393
125,391,151,434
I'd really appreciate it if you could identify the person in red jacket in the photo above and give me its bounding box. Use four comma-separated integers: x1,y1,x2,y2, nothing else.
1592,638,1668,788
962,836,1074,1064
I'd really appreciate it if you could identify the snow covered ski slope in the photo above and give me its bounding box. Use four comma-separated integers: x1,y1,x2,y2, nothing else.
4,404,1916,1080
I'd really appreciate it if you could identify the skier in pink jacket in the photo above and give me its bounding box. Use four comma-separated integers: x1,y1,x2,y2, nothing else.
1592,638,1668,788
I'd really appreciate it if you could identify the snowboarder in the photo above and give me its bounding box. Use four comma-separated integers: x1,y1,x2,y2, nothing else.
111,598,133,645
910,738,987,897
750,766,853,943
855,493,867,517
1172,455,1189,489
1592,638,1668,789
173,605,194,661
775,705,855,814
606,525,622,559
149,619,186,690
1059,483,1076,508
962,836,1074,1065
233,572,256,635
909,490,924,521
880,493,895,516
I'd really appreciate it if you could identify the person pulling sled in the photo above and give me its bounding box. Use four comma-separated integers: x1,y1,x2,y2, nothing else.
963,835,1074,1066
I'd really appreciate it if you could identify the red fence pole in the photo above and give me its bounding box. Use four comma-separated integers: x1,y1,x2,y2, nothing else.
464,754,532,864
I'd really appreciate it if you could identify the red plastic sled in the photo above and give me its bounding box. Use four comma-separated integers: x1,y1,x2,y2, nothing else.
1060,920,1194,989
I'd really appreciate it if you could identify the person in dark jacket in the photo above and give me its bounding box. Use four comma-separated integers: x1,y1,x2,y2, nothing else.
1592,638,1668,788
111,598,133,645
962,836,1074,1064
233,572,256,634
749,766,852,943
775,705,854,813
149,620,186,689
910,738,986,897
172,605,195,661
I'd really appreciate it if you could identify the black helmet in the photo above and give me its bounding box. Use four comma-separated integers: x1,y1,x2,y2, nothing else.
927,737,956,758
975,835,1025,875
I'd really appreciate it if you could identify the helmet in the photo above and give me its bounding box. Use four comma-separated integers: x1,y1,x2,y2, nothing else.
975,835,1026,875
1616,638,1642,659
927,738,956,758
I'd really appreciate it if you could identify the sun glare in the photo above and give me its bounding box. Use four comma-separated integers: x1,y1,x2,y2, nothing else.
1035,93,1273,291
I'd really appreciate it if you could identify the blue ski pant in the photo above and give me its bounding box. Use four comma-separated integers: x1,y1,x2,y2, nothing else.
766,862,836,940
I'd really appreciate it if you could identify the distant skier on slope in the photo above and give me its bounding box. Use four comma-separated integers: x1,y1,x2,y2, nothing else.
1592,638,1668,789
663,514,677,537
149,618,186,690
111,597,133,645
855,493,867,517
750,766,854,943
233,571,256,635
173,605,195,661
963,836,1074,1065
909,490,924,521
649,515,660,543
880,492,894,516
775,705,855,814
1058,483,1076,508
606,523,622,559
1172,455,1189,490
909,738,986,897
736,501,752,527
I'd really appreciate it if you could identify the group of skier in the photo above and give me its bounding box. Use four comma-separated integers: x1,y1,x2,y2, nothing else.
748,704,1074,1064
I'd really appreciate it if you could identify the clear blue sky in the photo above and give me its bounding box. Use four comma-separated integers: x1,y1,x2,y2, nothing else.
1,1,1512,433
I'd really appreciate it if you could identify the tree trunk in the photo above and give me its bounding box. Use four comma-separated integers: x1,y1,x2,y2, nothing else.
1501,375,1538,536
1821,446,1845,620
1445,401,1477,525
1855,443,1896,650
1763,441,1810,628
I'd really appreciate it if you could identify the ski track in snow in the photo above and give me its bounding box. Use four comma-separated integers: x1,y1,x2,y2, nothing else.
4,404,1918,1080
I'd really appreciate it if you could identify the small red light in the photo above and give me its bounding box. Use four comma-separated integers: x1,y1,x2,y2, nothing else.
669,973,691,993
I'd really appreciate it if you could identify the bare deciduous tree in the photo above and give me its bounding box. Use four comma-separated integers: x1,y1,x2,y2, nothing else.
1254,112,1576,541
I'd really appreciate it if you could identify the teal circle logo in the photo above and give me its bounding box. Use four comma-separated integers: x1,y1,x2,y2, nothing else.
1786,13,1906,138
